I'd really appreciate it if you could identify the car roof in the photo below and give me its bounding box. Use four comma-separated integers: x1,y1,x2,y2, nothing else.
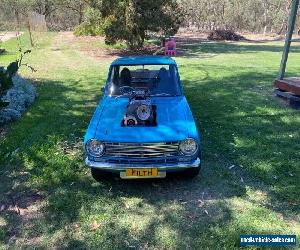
111,56,177,66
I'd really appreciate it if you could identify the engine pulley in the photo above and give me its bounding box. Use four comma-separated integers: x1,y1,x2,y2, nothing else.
137,104,151,121
124,115,138,126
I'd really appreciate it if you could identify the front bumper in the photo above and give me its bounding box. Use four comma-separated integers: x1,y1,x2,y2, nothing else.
85,157,201,172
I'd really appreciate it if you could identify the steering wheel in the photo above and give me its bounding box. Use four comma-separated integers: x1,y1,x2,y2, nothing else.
119,86,135,95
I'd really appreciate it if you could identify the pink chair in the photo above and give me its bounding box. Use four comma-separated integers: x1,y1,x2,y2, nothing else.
164,38,176,56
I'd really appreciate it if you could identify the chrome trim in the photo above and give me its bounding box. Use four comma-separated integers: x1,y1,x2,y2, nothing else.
85,157,200,171
104,142,180,158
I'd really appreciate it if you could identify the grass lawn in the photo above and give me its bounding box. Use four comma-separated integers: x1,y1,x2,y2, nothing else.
0,32,299,249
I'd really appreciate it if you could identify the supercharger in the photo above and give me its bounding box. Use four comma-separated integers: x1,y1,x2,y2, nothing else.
123,90,156,126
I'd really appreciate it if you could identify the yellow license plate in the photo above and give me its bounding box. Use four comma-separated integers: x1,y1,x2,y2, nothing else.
125,168,158,177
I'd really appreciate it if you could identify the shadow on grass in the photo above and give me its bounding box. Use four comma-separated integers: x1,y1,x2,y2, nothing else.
181,66,299,209
178,41,300,58
0,68,299,248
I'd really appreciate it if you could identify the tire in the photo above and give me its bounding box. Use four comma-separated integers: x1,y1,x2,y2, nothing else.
184,151,202,178
184,166,201,178
91,168,112,181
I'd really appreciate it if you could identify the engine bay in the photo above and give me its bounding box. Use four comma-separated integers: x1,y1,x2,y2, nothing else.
122,89,157,127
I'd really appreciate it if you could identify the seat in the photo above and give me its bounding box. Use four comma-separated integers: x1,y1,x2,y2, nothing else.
120,68,132,87
154,67,170,94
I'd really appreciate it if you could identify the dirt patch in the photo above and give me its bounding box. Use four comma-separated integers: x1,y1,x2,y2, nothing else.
0,192,44,216
77,40,162,60
173,29,300,43
54,31,216,60
83,45,162,60
243,33,285,41
74,34,106,43
0,191,45,247
54,31,293,62
0,32,23,42
54,32,163,61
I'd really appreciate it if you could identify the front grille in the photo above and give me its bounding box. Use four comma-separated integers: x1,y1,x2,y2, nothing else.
107,158,178,164
104,142,179,158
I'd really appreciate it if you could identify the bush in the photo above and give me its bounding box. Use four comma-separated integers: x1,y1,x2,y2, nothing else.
0,49,36,125
74,23,105,36
0,62,19,108
208,29,245,41
74,7,105,36
0,75,37,124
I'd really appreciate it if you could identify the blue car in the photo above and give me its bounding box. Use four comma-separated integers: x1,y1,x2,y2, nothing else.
84,56,201,180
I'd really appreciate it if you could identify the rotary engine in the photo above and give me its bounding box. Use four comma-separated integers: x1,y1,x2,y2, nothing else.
123,90,156,127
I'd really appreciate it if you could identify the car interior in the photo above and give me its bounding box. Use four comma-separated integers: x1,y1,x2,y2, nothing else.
108,65,180,96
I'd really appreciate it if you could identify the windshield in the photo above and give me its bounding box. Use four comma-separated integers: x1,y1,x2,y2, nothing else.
105,64,182,97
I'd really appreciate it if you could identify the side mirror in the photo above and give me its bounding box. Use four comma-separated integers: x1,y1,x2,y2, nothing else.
101,87,105,93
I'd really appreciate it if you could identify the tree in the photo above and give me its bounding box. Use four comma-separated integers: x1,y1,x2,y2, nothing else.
180,0,300,35
0,0,86,31
62,0,87,24
79,0,183,49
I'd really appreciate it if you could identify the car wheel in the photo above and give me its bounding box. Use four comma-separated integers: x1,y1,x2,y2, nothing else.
91,168,112,181
184,152,201,178
184,166,201,178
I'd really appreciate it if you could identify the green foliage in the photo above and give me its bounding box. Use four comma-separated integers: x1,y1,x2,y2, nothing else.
74,7,105,36
0,0,87,31
181,0,300,34
75,0,183,49
1,0,299,35
6,61,19,76
0,48,33,108
0,62,19,107
105,0,183,48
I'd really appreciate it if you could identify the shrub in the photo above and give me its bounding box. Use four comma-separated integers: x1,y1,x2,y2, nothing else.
74,7,105,36
208,29,245,41
0,49,36,125
74,23,105,36
0,74,37,124
0,62,19,107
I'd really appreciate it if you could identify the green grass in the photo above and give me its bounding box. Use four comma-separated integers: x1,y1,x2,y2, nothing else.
76,39,127,50
0,32,299,249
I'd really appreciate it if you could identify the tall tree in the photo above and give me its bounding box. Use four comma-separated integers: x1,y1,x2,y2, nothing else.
62,0,87,24
180,0,299,34
82,0,183,48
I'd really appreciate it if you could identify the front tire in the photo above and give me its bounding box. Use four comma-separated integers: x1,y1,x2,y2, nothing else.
184,151,201,178
184,166,201,178
91,168,112,181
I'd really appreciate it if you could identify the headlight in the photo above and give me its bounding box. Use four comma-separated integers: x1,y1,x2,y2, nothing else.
179,138,198,156
86,139,105,157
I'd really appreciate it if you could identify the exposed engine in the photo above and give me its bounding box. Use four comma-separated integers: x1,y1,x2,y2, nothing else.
122,90,157,127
